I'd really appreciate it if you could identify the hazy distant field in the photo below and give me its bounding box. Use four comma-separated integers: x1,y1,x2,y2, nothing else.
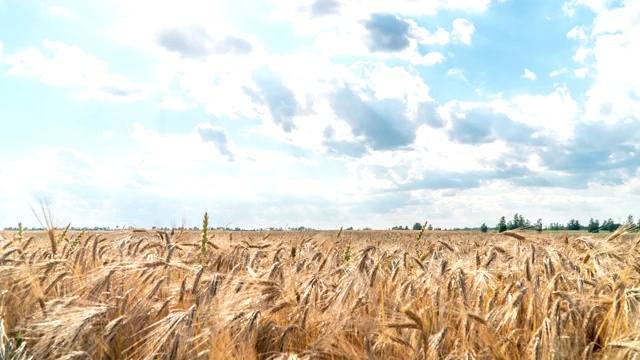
1,228,639,359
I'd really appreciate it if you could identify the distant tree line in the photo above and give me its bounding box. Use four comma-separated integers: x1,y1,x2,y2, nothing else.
6,215,638,233
390,223,442,231
486,214,639,233
392,223,436,231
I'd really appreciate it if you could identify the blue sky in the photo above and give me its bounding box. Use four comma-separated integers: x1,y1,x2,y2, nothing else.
1,0,639,229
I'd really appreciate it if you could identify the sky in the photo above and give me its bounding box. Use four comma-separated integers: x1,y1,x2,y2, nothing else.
0,0,639,230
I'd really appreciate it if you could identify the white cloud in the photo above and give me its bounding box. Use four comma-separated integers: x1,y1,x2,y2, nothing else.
523,68,537,80
572,46,590,63
447,68,468,82
252,60,435,152
567,26,587,41
106,2,277,112
109,0,248,57
306,17,448,64
504,86,579,140
452,19,475,44
582,0,640,123
5,40,148,102
563,0,612,15
6,0,640,230
413,52,446,66
562,2,576,16
40,2,71,17
268,0,491,31
336,85,581,199
0,147,132,223
574,67,589,78
263,3,479,61
411,25,450,46
549,68,568,77
130,122,238,165
549,66,589,80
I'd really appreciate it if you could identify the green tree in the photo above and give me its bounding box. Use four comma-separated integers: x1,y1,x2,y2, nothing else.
587,218,599,233
413,222,423,230
497,216,507,233
548,222,565,231
508,213,530,230
627,215,635,225
507,213,517,230
535,219,543,232
603,218,618,232
567,219,581,231
427,224,433,230
480,223,488,233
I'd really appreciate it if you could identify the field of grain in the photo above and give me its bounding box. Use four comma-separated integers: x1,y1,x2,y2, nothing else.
1,227,640,359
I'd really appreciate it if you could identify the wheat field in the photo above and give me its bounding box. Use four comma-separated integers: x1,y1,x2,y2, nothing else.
1,226,640,359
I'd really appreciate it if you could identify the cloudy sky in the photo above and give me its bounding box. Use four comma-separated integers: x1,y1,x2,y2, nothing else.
1,0,639,230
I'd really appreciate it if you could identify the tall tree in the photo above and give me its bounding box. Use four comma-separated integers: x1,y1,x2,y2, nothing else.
567,219,581,231
412,222,423,230
508,213,530,229
587,218,599,233
497,216,507,233
480,223,488,233
535,219,543,232
603,218,618,232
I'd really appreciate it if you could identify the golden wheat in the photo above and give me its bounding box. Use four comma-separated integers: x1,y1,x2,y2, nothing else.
1,228,640,359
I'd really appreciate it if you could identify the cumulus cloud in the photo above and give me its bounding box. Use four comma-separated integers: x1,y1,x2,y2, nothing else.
549,68,568,77
523,68,537,80
310,0,341,18
40,2,71,17
566,26,587,41
413,52,446,66
5,40,146,101
572,46,589,63
271,0,492,30
447,68,469,82
396,165,531,191
362,13,412,52
129,122,244,170
506,86,579,140
451,18,475,44
7,0,638,229
247,68,300,132
156,26,252,58
442,103,541,146
196,123,236,161
329,86,415,150
213,36,253,55
156,26,213,58
574,67,588,78
540,120,640,176
581,0,640,123
563,0,611,15
411,26,450,46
